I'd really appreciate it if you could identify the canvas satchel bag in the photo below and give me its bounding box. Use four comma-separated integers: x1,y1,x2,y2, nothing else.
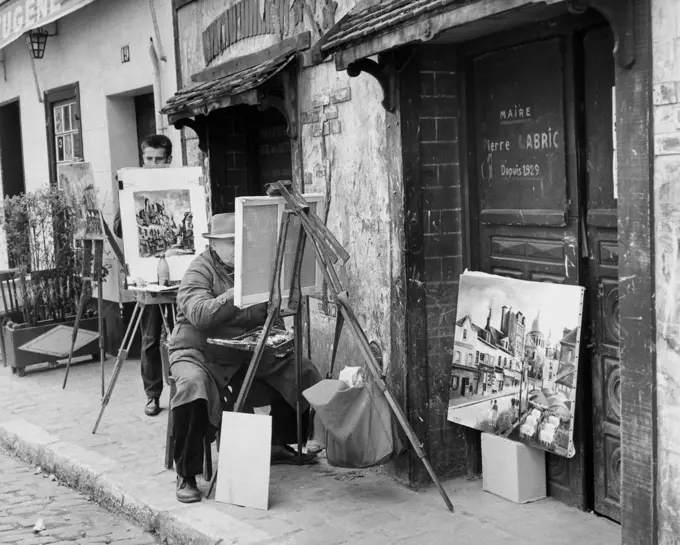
303,374,403,468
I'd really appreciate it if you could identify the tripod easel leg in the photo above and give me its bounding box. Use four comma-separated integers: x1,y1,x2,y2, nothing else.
95,240,105,398
62,278,91,390
335,292,454,512
92,301,144,434
98,284,104,398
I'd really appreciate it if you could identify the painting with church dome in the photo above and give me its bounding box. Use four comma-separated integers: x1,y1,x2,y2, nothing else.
447,270,585,458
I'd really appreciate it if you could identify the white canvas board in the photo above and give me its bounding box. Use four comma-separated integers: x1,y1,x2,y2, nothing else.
117,167,207,283
215,411,272,511
447,270,584,458
234,194,325,308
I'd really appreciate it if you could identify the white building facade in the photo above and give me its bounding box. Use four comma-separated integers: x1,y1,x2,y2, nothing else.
0,0,180,347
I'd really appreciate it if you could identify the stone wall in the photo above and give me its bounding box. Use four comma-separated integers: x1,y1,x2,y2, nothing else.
652,0,680,542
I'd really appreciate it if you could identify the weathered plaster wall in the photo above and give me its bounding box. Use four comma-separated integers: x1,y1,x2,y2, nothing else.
652,0,680,541
299,59,401,378
0,0,179,303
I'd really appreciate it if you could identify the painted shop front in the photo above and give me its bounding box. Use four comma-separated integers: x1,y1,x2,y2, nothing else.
165,0,672,542
318,0,659,543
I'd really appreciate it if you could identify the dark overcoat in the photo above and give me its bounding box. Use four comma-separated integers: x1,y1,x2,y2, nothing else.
168,248,320,428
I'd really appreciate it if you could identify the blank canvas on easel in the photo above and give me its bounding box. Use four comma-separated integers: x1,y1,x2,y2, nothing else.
234,193,325,308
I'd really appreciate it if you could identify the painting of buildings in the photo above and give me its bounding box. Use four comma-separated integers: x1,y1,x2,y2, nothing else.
57,162,104,239
117,167,206,284
447,271,584,458
133,190,195,258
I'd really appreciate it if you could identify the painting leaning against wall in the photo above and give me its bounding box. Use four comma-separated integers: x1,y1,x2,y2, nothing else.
133,190,194,258
447,271,585,458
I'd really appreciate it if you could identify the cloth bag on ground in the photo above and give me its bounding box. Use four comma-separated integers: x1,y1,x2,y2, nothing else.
302,367,404,468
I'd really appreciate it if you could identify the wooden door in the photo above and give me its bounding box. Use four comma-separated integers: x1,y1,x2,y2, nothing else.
583,26,620,522
468,36,586,508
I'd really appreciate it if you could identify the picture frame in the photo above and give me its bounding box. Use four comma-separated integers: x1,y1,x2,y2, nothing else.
234,193,325,308
117,166,207,284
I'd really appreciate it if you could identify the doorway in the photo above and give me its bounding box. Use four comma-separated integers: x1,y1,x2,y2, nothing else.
0,99,27,268
134,93,157,166
0,100,26,199
463,17,619,520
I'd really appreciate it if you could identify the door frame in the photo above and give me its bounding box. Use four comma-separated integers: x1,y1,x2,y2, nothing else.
455,2,655,541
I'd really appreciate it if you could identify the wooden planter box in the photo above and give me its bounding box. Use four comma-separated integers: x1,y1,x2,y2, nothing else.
4,317,102,377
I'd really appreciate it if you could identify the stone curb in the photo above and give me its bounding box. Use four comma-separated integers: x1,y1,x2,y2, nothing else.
0,419,273,545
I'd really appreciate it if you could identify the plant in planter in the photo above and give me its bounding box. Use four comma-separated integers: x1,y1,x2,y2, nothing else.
0,186,108,376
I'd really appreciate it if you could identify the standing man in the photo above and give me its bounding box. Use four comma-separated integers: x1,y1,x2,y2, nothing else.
114,134,173,417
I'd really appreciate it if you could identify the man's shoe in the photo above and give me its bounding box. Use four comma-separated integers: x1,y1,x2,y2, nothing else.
144,398,161,416
176,476,201,503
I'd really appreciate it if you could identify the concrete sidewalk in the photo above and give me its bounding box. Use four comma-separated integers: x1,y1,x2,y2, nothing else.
0,358,621,545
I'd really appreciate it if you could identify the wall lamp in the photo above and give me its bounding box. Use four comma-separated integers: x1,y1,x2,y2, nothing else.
26,27,49,59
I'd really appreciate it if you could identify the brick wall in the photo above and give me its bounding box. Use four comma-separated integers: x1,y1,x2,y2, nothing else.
208,116,249,213
417,47,467,477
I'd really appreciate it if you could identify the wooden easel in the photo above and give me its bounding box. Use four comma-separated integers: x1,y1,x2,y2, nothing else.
206,181,454,512
62,213,127,395
91,285,177,434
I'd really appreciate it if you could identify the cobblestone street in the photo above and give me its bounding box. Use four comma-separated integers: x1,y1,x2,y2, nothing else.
0,448,159,545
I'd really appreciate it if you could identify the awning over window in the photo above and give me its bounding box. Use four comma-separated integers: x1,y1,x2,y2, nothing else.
161,51,295,124
0,0,96,50
319,0,469,60
319,0,568,69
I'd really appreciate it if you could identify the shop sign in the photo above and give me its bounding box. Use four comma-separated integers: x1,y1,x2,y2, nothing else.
203,0,293,64
0,0,95,50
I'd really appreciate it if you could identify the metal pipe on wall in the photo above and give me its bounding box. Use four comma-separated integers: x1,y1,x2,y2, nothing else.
149,38,165,133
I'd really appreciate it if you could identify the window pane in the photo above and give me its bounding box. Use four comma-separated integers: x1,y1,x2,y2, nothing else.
73,132,82,160
56,136,64,162
64,134,73,161
54,107,63,134
71,105,80,131
63,105,71,132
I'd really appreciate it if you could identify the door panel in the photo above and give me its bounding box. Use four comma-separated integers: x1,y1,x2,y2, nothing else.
471,36,585,507
583,25,620,522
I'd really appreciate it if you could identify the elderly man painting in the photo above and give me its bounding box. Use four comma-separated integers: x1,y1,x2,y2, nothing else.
169,213,321,503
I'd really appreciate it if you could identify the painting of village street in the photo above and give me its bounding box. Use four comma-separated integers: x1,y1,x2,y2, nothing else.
133,190,195,258
447,271,585,458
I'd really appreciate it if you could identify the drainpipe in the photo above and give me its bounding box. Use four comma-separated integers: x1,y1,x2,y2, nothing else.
149,38,165,133
0,48,5,82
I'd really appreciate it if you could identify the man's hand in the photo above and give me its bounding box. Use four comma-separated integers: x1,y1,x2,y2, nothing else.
216,288,234,306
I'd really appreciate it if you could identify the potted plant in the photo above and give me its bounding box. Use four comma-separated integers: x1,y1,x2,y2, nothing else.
0,186,107,376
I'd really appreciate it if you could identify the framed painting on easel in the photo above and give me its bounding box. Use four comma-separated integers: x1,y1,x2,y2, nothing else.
117,167,207,284
234,193,325,308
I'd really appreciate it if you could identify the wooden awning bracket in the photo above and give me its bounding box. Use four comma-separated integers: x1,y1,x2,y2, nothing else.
173,115,208,153
346,56,397,113
257,91,298,139
568,0,635,68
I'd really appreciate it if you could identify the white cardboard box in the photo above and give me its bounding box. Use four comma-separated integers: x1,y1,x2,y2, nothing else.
481,432,546,504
